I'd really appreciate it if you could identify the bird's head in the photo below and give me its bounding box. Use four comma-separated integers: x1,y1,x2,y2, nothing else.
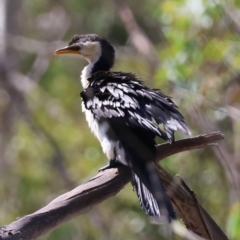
54,34,115,70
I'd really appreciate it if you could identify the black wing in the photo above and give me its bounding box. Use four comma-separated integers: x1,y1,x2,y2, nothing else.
81,71,190,141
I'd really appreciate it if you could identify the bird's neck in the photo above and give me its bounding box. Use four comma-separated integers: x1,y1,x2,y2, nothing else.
81,62,95,89
81,55,113,89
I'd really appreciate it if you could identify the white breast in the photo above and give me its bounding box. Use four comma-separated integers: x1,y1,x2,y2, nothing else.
82,103,127,165
82,103,114,160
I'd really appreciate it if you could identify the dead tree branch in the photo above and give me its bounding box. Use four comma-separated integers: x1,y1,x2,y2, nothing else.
0,132,228,240
112,0,159,71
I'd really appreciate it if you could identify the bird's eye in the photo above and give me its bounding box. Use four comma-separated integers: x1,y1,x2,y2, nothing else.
69,45,81,51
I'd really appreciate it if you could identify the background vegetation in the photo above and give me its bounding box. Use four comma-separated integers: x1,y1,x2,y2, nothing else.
0,0,240,239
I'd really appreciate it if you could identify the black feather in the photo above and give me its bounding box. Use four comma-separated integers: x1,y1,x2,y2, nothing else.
82,71,190,140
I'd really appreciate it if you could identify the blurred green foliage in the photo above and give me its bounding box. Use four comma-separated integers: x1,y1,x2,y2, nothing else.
0,0,240,239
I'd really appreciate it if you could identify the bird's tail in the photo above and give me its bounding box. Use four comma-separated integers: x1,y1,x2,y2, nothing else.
132,173,160,216
107,118,176,220
131,162,176,221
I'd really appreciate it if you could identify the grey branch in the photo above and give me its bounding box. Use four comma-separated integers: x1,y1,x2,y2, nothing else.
113,0,159,71
0,132,228,240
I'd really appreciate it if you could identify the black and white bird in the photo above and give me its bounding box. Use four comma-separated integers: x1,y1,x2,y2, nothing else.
55,34,191,221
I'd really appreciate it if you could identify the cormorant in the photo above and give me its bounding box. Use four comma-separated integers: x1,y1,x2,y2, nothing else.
54,34,190,221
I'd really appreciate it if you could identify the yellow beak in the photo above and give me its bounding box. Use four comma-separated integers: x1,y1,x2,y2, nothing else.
54,46,80,55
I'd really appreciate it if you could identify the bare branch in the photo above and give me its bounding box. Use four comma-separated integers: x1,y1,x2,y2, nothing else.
189,108,240,203
157,131,224,160
220,0,240,34
156,165,228,240
0,132,228,240
112,0,159,71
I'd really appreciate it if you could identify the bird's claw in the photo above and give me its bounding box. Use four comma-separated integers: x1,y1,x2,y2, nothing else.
98,159,123,172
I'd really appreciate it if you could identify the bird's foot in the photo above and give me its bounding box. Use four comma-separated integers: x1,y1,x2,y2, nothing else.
98,159,123,172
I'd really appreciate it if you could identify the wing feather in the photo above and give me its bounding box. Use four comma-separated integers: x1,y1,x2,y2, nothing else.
80,71,190,140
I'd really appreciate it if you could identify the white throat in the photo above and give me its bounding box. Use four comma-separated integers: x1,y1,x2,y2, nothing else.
80,42,102,89
81,63,94,89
